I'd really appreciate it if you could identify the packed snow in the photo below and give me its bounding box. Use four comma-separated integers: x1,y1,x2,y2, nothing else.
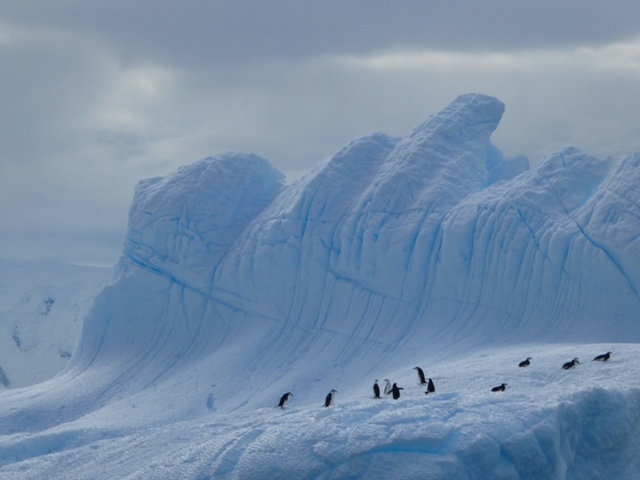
1,93,640,479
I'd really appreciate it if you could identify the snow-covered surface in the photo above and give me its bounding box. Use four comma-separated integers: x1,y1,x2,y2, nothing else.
1,93,640,479
0,260,111,388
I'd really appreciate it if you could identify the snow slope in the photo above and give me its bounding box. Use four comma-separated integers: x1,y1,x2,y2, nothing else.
0,260,111,388
1,93,640,479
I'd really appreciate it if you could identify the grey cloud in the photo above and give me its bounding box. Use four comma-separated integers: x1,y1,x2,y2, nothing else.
0,24,115,163
1,2,640,265
3,0,640,68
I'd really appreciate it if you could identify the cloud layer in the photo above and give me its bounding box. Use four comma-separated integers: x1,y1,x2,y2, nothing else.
1,1,639,265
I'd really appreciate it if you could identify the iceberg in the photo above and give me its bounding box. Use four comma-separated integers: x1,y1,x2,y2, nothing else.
1,93,640,479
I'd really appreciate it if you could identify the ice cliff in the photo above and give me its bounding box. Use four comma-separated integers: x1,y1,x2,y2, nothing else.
73,93,640,388
54,93,640,412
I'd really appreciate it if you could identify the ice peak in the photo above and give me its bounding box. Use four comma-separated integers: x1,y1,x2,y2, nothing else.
117,152,284,287
409,93,505,144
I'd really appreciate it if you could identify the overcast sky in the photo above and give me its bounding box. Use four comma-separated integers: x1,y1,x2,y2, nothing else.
2,1,640,266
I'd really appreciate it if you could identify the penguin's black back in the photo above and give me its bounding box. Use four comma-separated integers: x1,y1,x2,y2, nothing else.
562,358,579,370
277,392,292,408
324,390,336,407
414,367,427,384
593,352,611,362
391,383,404,400
427,378,435,394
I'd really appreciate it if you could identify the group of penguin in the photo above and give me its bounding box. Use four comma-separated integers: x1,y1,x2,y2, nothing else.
276,366,435,410
276,351,613,409
372,366,437,401
491,350,612,393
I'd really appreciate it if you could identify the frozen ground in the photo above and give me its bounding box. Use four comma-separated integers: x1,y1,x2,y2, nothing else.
1,93,639,479
1,343,638,479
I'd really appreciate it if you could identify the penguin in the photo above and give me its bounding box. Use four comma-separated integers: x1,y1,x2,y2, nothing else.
562,358,580,370
424,378,436,395
413,366,427,385
593,352,611,362
277,392,293,409
373,380,381,399
518,357,532,367
383,379,392,395
491,383,507,392
324,389,337,408
391,383,404,400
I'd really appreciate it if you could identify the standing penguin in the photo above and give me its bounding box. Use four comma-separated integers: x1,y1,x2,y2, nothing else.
391,383,404,400
373,380,381,399
277,392,293,409
413,366,427,384
424,378,436,395
593,352,611,362
518,357,532,367
383,379,392,395
562,358,580,370
324,389,337,408
491,383,507,392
